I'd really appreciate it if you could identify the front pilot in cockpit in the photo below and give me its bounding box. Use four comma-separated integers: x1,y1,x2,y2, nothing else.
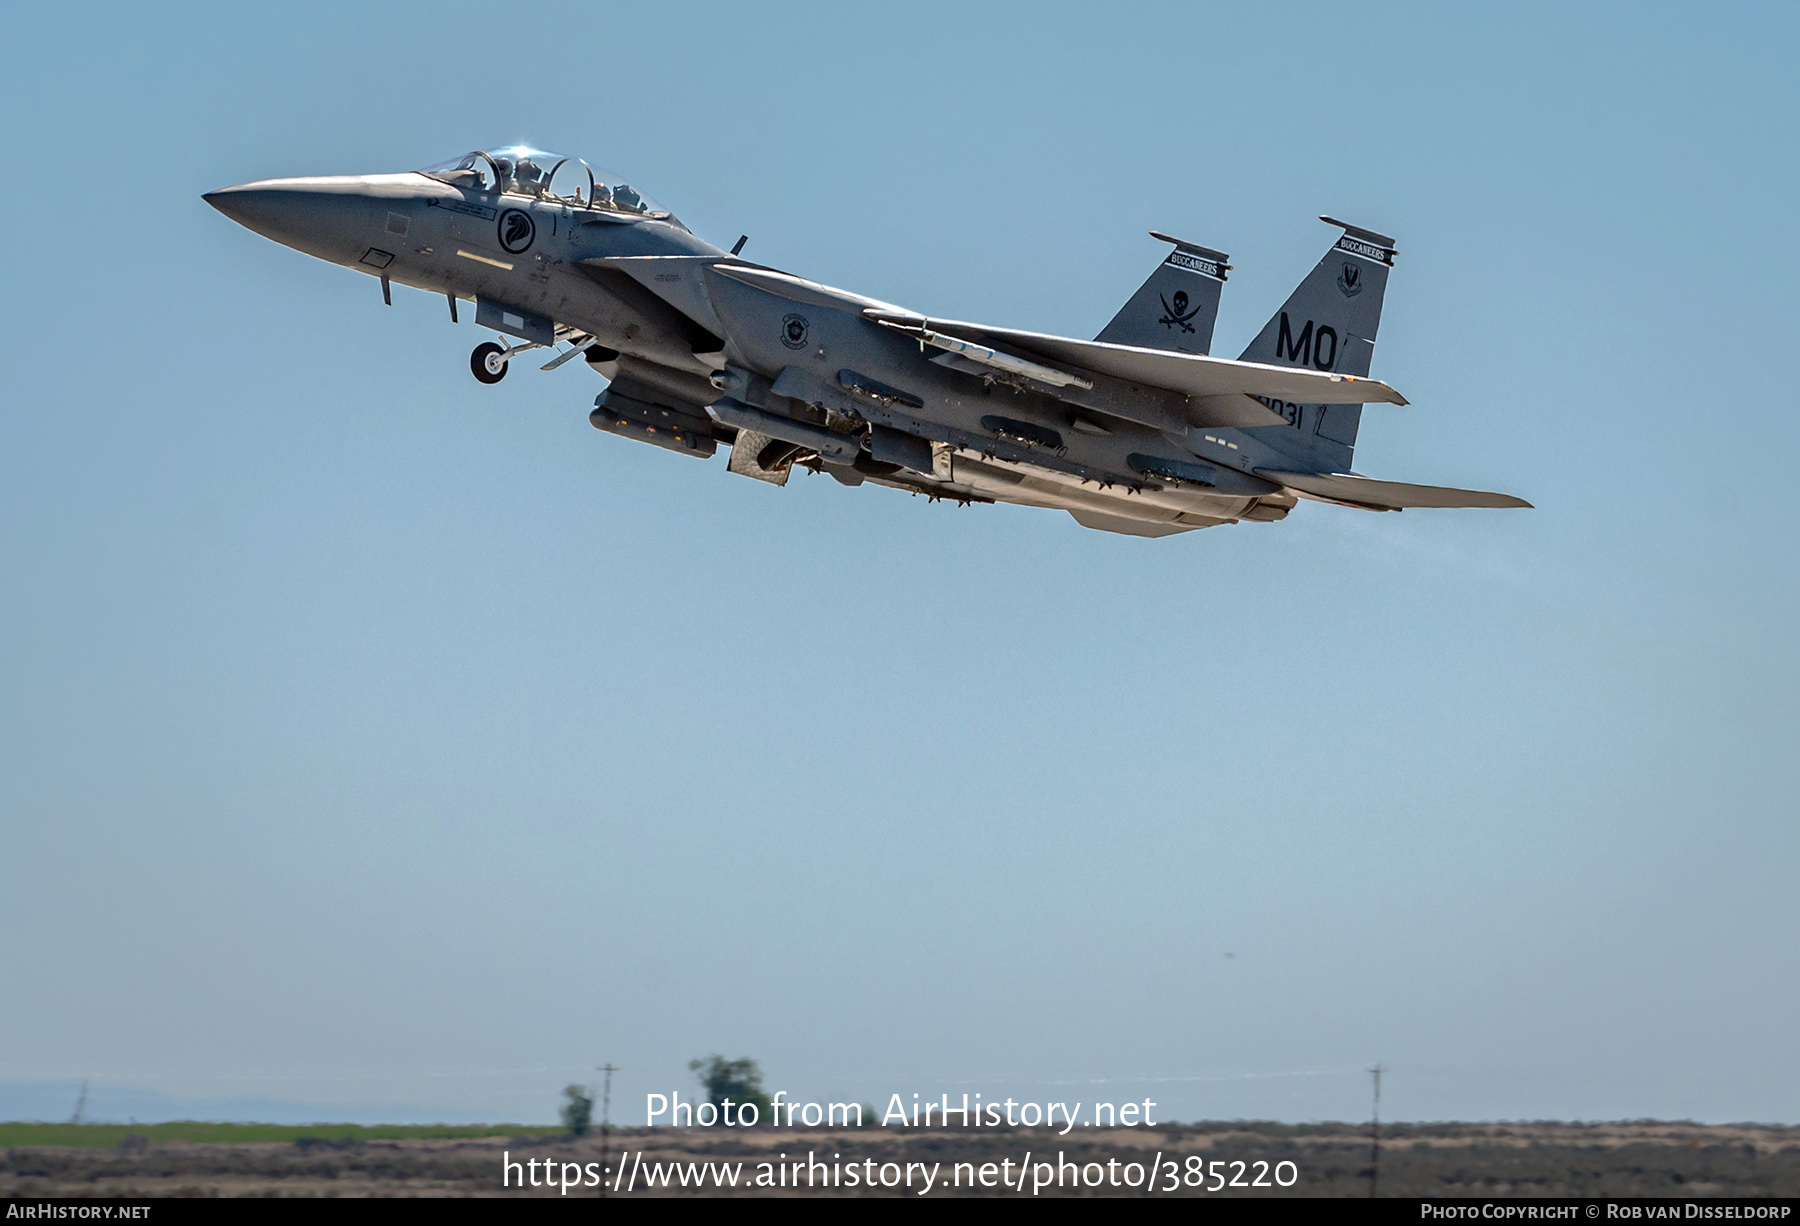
507,155,546,194
417,146,680,228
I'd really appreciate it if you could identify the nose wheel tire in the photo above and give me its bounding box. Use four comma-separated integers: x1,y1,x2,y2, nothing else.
471,342,508,384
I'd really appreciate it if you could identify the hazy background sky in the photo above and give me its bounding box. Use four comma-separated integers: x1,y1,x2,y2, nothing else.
2,1,1795,1126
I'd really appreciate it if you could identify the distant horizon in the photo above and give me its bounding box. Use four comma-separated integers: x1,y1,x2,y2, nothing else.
5,1079,1794,1132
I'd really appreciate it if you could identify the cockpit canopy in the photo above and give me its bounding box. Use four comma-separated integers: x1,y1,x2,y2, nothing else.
420,145,671,220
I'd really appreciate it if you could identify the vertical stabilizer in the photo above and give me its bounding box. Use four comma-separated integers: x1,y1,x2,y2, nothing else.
1238,218,1397,466
1094,232,1230,355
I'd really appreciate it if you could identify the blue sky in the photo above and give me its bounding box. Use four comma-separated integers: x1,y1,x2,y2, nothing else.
1,2,1795,1125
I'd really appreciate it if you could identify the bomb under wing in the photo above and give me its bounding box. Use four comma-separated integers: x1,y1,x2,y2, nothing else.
204,145,1529,537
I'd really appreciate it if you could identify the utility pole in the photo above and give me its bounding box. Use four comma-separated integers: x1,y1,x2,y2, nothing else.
1369,1064,1384,1199
597,1064,619,1198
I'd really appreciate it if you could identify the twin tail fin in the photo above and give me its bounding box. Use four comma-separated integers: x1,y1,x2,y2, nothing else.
1094,232,1230,356
1237,218,1397,459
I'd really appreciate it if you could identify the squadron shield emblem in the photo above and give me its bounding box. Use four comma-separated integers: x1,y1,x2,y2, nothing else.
498,208,536,255
780,313,810,349
1336,261,1363,297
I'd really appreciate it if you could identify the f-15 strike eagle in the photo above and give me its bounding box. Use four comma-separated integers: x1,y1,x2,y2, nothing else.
205,146,1528,537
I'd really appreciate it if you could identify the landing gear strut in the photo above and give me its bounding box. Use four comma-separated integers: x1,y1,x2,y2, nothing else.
471,341,508,384
469,329,588,384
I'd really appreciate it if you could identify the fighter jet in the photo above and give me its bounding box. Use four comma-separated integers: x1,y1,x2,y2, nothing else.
204,145,1528,537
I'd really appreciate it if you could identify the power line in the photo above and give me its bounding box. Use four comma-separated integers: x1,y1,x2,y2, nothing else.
1369,1064,1384,1199
597,1064,618,1199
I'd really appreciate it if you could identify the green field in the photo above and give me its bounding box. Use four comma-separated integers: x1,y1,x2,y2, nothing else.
0,1121,568,1148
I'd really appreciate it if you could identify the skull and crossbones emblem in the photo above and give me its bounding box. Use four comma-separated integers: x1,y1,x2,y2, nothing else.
1159,289,1200,333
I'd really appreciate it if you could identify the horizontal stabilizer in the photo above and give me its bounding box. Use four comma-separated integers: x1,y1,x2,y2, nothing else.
1260,470,1532,510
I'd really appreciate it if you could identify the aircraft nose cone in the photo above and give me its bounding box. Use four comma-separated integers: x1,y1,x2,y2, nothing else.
202,176,385,263
203,182,301,234
203,184,251,223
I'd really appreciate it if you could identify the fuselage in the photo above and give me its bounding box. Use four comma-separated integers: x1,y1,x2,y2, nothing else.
205,160,1304,534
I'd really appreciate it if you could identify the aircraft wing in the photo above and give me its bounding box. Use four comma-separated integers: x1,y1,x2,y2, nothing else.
702,267,1404,431
1260,470,1532,510
886,315,1410,407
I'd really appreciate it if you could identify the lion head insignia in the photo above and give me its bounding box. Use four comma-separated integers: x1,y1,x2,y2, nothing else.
498,208,536,255
1336,262,1363,298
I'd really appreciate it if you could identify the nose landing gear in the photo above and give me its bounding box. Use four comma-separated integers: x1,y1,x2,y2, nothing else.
469,328,595,384
471,341,510,384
